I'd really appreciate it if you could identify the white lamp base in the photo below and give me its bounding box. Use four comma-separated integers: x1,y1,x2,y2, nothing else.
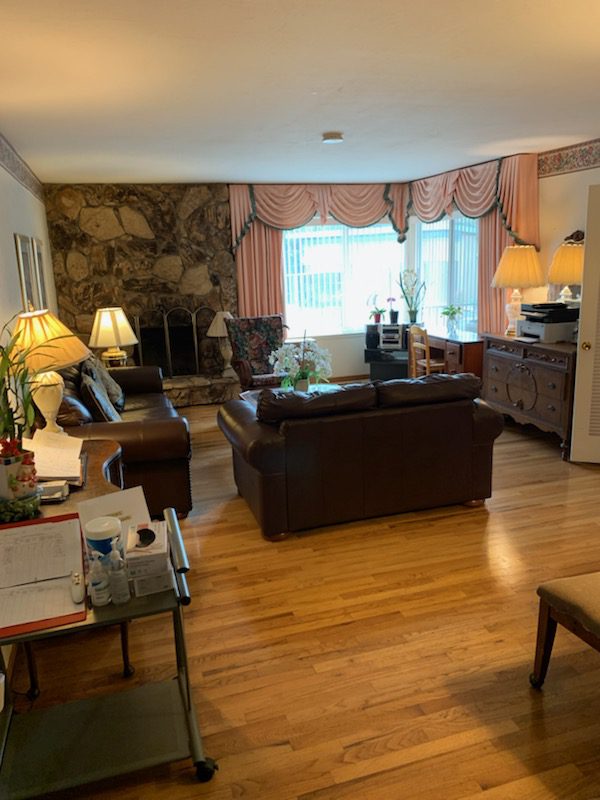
31,371,65,435
101,347,128,367
504,288,523,336
219,338,236,377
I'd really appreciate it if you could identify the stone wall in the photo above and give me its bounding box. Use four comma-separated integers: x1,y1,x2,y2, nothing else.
44,182,236,360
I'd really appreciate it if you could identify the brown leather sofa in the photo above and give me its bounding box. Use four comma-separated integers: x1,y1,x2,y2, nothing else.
217,374,504,540
57,362,192,518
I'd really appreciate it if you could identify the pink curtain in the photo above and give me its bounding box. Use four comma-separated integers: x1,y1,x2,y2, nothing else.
477,154,540,334
235,219,284,317
230,155,539,322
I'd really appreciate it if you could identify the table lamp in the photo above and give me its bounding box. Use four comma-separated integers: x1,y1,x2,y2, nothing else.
491,244,546,336
207,311,234,376
13,309,90,434
548,240,584,305
89,307,138,367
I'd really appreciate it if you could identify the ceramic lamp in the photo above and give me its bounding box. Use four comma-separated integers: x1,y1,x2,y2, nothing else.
491,245,545,336
548,242,584,304
13,309,90,434
207,311,235,376
89,307,138,366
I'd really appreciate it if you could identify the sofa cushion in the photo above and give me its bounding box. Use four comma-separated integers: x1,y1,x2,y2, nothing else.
81,356,125,411
256,384,377,424
56,388,94,427
80,373,122,422
376,373,481,408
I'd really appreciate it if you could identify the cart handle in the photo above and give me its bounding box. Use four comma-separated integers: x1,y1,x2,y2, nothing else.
164,508,190,574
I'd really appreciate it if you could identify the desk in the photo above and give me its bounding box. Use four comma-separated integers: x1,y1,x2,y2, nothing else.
0,513,216,796
421,329,484,377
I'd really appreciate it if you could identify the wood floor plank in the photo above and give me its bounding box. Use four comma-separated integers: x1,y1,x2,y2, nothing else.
11,409,600,799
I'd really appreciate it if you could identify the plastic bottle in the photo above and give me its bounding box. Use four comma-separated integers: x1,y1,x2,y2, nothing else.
89,552,111,607
108,539,131,605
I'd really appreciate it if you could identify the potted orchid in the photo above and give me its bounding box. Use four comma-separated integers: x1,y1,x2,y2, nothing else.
387,297,399,324
269,335,332,391
398,267,426,324
367,294,386,323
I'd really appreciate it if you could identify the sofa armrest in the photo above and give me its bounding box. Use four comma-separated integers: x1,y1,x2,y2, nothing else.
473,399,504,443
68,416,190,462
218,400,285,473
108,366,164,394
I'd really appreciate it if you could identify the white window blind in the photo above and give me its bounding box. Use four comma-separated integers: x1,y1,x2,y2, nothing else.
282,213,478,338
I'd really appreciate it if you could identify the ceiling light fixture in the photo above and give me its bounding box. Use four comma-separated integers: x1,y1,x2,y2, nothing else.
322,131,344,144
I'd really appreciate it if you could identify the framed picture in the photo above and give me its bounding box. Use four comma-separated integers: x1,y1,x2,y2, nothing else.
31,237,48,309
14,233,46,311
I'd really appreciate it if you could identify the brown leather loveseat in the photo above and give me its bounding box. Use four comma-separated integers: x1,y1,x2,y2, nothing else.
217,374,503,540
56,359,192,518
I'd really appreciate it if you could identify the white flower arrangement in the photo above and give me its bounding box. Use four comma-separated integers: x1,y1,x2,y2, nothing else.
269,336,332,389
398,267,426,321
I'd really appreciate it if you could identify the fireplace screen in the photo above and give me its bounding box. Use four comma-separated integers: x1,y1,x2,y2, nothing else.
134,306,221,377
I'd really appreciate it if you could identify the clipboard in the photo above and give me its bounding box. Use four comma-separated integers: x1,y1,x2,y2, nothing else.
0,512,87,638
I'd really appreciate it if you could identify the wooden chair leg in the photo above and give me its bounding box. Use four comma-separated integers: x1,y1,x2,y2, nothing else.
529,598,557,689
120,621,135,678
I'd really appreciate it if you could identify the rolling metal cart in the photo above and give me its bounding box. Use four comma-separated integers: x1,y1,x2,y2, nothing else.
0,508,216,798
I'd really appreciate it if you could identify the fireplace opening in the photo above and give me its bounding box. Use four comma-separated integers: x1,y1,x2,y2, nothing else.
134,306,223,378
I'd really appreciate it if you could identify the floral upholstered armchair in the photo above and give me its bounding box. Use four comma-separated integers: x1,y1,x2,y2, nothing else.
225,315,285,391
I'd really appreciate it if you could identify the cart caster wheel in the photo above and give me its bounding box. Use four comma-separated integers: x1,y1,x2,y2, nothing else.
196,757,218,782
529,672,544,690
123,665,135,678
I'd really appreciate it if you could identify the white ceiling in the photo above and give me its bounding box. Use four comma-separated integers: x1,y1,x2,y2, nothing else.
1,0,599,184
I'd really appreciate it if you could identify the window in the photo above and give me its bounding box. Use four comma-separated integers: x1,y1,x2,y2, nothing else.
282,213,479,338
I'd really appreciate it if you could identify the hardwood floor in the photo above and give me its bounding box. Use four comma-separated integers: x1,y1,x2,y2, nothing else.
12,409,600,799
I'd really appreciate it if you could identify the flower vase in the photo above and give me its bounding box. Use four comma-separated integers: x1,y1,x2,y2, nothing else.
295,378,309,392
389,310,399,324
408,310,418,324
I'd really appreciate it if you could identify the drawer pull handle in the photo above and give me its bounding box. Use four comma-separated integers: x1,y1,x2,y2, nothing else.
547,404,556,412
547,382,556,390
512,400,523,409
491,386,497,393
492,365,498,372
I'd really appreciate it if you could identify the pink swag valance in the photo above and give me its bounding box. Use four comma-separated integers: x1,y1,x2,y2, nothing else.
230,153,539,325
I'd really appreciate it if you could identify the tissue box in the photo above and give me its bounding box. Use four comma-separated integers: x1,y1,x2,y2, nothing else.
133,564,175,597
126,521,170,579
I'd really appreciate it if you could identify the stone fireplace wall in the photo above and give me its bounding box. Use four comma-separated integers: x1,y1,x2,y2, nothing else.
44,183,238,403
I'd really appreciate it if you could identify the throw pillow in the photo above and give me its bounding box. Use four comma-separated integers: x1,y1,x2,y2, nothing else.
81,355,125,411
56,388,93,426
80,373,122,422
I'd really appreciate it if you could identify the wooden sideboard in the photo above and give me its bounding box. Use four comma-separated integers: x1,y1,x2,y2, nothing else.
482,334,577,457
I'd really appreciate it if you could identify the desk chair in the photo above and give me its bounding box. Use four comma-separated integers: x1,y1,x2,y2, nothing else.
529,572,600,689
408,325,446,378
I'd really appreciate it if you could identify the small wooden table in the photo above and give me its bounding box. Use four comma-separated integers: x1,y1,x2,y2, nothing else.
40,439,122,517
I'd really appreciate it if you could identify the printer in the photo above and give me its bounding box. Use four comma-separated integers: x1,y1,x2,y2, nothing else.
516,302,579,343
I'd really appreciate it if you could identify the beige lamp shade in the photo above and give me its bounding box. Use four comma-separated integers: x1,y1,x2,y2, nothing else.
12,309,90,434
13,309,90,372
88,307,138,349
491,245,545,290
207,311,233,338
491,245,545,337
548,242,584,285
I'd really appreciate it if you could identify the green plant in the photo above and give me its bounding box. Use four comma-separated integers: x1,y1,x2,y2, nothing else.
0,319,37,446
441,305,463,321
367,294,386,319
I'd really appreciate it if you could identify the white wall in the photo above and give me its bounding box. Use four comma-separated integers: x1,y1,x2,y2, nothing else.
0,166,54,325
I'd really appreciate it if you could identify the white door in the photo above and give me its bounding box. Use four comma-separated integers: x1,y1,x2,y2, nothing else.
570,184,600,462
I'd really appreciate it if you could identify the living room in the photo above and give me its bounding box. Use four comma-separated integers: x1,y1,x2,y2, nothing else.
2,2,600,798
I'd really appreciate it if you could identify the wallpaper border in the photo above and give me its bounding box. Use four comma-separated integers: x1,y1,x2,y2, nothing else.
538,138,600,178
0,132,43,200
